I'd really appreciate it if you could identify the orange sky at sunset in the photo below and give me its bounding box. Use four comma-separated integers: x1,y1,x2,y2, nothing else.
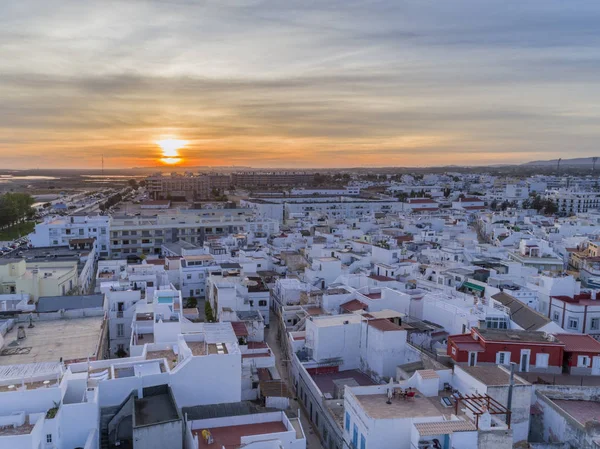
2,1,600,169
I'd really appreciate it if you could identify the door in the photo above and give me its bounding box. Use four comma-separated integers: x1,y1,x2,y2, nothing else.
592,356,600,375
353,424,358,448
469,352,477,367
520,351,530,372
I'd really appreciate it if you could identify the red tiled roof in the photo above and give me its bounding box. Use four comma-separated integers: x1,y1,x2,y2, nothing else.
551,293,593,304
231,321,249,337
367,318,403,332
461,197,483,202
247,341,268,349
462,205,486,210
341,299,368,312
395,235,414,243
555,334,600,353
412,207,439,212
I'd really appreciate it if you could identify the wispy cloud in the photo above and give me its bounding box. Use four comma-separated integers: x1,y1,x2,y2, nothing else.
1,0,600,168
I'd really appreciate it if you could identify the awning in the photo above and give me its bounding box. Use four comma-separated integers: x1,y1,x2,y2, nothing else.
463,282,485,292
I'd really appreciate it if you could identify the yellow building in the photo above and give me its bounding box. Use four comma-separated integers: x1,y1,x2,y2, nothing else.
0,258,79,300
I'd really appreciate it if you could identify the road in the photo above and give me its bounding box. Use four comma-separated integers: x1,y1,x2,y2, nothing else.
265,326,324,449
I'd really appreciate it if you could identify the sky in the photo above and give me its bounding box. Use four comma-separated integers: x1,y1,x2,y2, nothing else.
1,0,600,169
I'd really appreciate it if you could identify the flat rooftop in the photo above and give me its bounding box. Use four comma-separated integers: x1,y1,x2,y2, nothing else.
350,390,449,420
0,416,35,436
458,366,528,386
311,314,362,328
311,369,375,396
551,399,600,427
476,328,555,344
134,389,180,427
0,316,104,365
195,421,287,449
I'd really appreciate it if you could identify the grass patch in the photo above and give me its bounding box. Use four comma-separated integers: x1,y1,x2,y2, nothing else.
0,221,35,241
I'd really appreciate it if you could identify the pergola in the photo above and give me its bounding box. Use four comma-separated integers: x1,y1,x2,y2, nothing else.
454,393,511,429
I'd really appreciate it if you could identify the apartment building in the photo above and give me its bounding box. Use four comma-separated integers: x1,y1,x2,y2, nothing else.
146,172,210,200
29,215,110,257
546,189,600,216
231,171,313,188
109,212,278,259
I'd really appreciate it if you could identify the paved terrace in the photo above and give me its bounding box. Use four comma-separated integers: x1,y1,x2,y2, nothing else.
0,317,104,365
195,421,288,449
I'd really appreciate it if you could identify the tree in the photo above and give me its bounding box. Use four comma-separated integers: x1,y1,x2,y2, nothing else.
500,200,510,211
443,187,451,198
0,193,34,229
531,194,544,212
128,179,138,189
490,200,498,211
543,199,558,215
204,301,215,322
522,198,531,210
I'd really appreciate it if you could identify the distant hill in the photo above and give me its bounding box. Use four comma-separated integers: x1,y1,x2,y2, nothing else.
523,156,599,167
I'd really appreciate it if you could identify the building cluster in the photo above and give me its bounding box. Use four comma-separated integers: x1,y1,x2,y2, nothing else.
146,171,315,200
3,171,600,448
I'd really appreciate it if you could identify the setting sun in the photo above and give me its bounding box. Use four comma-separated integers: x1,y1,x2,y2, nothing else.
156,139,187,165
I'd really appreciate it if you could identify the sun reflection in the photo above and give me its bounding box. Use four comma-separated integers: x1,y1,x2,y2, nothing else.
156,139,187,165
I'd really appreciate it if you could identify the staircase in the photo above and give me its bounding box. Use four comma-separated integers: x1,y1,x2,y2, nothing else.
99,405,120,449
99,391,136,449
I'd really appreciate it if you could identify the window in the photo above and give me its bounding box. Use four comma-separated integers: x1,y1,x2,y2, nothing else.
568,317,579,330
117,323,124,337
552,311,560,322
361,434,366,449
578,355,590,368
536,353,549,368
592,318,600,331
187,274,192,280
496,351,510,365
259,300,267,307
46,434,52,443
79,228,84,235
486,317,508,329
345,412,350,431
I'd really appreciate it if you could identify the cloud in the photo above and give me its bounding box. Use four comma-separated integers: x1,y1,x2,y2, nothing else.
1,0,600,168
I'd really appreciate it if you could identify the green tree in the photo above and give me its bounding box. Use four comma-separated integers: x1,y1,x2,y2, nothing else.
0,193,34,229
543,199,558,215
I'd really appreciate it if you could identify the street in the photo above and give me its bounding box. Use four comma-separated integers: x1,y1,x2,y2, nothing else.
265,326,324,449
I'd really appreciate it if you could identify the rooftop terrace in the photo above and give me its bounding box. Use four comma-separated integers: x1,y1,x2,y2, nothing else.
0,316,104,366
195,421,288,449
310,369,375,396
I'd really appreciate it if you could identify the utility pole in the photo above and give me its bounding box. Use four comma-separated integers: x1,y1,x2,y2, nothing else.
593,157,598,174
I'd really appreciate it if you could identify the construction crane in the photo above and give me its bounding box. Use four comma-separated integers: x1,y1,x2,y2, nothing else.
593,157,598,173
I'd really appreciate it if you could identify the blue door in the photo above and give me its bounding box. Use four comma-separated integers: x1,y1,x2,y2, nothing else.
353,424,358,448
